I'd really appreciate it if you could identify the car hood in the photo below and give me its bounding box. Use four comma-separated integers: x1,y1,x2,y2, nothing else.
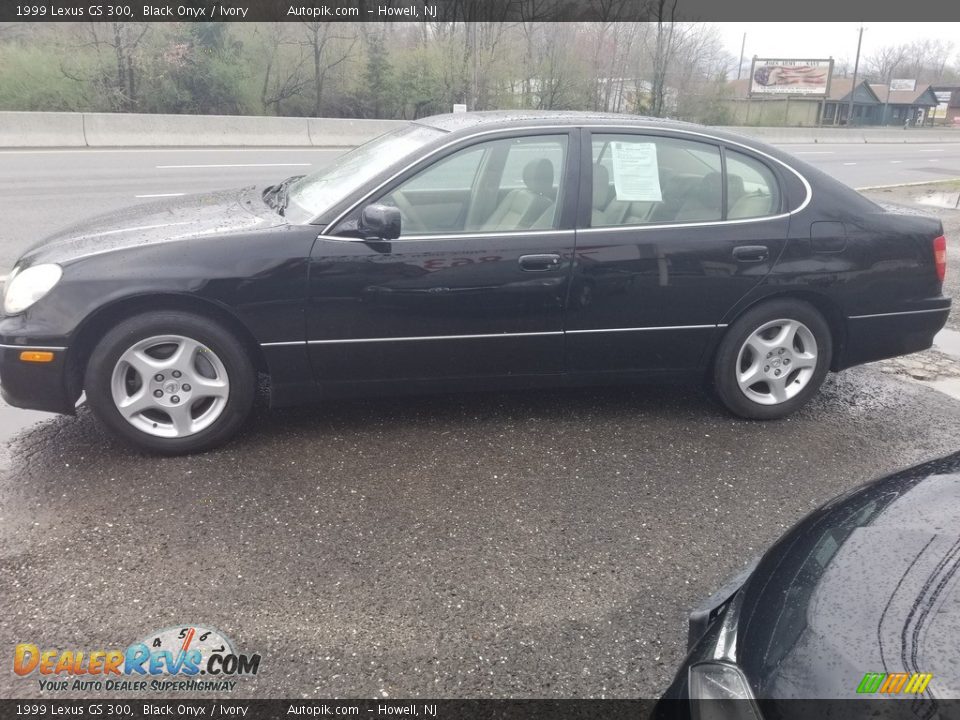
17,187,285,268
733,452,960,699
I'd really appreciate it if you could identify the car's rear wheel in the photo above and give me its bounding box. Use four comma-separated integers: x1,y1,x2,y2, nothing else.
85,311,255,454
713,299,832,419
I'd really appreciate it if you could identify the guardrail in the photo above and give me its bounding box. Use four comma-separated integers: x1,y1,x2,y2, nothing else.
0,111,957,148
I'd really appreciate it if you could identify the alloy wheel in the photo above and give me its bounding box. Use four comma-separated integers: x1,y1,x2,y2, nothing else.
735,319,818,405
110,334,230,438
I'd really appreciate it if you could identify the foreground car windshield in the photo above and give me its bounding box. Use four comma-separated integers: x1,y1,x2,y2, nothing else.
284,123,444,222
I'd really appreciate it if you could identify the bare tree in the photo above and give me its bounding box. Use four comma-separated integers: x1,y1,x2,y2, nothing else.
649,0,678,116
80,22,151,111
255,24,311,115
863,44,907,83
299,22,357,117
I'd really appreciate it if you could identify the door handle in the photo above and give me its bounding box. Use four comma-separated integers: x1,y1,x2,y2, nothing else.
519,254,561,272
732,245,769,263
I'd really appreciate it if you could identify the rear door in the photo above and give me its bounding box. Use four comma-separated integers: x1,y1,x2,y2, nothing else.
566,130,790,373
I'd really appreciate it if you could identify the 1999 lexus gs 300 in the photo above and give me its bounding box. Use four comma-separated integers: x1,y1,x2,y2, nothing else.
0,112,951,453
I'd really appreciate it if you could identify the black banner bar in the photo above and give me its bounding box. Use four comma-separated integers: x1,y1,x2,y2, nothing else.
2,0,960,22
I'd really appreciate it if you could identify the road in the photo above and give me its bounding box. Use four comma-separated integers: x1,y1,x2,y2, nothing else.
1,141,959,271
1,139,960,701
780,142,960,188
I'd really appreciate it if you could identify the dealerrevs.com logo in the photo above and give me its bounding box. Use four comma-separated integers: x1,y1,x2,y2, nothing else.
13,626,261,693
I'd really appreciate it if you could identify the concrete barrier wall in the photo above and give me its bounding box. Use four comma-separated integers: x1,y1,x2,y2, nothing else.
0,111,87,147
0,111,407,148
0,111,957,148
83,112,313,147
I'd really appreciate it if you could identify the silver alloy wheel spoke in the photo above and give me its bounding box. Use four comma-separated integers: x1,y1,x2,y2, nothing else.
792,353,817,371
768,376,789,403
166,336,201,368
117,389,155,418
735,318,818,406
110,334,231,439
737,362,765,389
190,375,229,398
167,403,195,436
126,349,166,377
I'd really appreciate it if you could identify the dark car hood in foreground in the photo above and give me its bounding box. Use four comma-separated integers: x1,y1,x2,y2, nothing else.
18,187,284,267
734,452,960,699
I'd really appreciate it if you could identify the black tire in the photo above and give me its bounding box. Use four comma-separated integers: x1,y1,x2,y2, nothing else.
712,299,832,420
84,311,255,454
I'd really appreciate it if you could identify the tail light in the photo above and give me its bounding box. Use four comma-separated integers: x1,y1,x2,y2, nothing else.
934,235,946,282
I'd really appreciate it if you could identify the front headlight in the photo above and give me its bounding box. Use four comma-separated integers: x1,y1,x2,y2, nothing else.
3,264,63,315
689,662,763,720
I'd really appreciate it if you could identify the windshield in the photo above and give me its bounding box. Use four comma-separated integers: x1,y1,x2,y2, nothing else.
283,123,445,223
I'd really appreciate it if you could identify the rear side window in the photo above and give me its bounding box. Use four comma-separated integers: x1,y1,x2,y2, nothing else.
590,134,722,227
725,150,781,219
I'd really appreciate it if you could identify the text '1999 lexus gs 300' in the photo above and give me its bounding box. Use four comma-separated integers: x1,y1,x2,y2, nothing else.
0,112,951,453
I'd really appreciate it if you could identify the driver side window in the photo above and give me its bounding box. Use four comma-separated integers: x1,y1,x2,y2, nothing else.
379,135,568,237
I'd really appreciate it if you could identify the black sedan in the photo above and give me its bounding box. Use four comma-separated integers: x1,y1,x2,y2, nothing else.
658,450,960,717
0,111,951,453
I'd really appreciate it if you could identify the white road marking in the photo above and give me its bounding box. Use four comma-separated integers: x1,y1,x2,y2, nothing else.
890,160,903,163
843,162,857,165
918,149,946,152
929,159,941,162
135,193,186,198
156,163,312,169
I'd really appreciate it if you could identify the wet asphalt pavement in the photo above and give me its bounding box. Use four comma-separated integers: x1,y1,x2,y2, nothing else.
2,368,960,699
2,154,960,701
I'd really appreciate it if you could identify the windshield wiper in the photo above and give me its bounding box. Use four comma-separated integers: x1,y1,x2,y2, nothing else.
262,175,304,216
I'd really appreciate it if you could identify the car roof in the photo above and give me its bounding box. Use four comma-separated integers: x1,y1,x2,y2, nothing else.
414,110,701,133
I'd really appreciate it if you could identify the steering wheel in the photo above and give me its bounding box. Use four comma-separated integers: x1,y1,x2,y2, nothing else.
389,190,429,234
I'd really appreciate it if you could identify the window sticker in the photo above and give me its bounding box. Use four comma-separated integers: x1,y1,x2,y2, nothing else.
610,141,662,202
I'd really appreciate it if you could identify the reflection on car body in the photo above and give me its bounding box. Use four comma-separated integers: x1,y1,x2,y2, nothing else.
659,451,960,717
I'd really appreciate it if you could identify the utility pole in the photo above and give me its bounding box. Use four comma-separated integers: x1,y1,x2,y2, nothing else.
846,24,864,126
737,32,746,80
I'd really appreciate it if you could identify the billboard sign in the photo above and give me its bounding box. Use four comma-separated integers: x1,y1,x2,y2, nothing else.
750,59,832,96
889,79,917,92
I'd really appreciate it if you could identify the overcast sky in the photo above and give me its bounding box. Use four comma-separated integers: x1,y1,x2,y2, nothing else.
715,23,958,67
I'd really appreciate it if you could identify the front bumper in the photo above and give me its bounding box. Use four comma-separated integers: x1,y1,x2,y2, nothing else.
0,342,76,415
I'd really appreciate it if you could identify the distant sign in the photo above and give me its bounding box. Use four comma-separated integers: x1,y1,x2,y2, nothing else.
889,79,917,92
750,59,832,96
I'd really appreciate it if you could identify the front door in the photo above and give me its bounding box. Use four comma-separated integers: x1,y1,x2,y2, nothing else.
306,130,579,388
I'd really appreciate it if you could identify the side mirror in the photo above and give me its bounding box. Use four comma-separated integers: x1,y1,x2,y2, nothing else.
359,203,401,241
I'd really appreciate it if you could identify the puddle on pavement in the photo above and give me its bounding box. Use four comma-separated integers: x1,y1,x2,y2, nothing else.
917,328,960,401
917,191,960,210
919,377,960,402
934,327,960,357
0,398,56,460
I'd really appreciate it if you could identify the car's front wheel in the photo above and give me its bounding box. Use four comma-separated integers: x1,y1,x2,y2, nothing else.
713,299,832,420
85,311,255,454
